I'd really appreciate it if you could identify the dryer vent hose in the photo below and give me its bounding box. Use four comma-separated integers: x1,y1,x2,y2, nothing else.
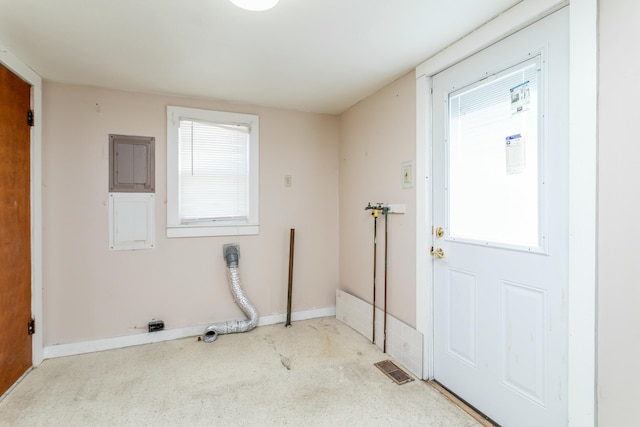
202,244,258,343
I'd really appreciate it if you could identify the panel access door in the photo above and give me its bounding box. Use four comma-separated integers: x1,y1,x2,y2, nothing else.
431,9,568,427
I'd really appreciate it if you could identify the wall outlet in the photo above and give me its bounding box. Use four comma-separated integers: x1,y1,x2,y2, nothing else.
148,320,164,332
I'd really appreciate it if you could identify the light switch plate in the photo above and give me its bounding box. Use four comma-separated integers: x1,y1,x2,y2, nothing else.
401,160,413,189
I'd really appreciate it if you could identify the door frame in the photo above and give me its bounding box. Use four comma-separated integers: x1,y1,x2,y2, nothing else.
0,45,43,367
415,1,597,426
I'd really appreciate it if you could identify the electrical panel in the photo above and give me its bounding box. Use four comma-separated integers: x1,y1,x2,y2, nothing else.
108,134,156,251
109,134,155,192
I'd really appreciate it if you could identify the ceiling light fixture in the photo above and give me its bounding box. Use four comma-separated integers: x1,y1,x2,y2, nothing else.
229,0,279,11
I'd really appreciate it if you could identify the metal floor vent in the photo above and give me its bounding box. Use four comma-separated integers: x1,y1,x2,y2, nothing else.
374,360,414,385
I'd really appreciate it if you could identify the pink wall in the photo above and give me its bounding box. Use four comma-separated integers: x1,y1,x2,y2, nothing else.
42,82,339,345
338,72,417,327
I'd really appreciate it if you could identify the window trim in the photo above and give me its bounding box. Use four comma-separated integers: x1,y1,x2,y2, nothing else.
166,106,259,238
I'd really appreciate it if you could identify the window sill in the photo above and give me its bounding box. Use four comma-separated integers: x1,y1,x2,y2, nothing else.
166,224,259,238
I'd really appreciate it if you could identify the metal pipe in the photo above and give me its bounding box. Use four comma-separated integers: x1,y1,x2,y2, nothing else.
202,244,259,343
372,208,379,344
285,229,295,327
365,202,386,345
383,207,389,353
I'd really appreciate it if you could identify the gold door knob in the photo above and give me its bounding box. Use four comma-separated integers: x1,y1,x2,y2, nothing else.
430,247,445,258
435,227,444,238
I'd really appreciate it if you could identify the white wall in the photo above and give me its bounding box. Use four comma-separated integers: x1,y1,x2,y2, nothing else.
338,72,417,326
598,0,640,424
42,82,339,345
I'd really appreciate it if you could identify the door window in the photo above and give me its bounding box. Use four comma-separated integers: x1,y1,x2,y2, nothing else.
447,58,542,250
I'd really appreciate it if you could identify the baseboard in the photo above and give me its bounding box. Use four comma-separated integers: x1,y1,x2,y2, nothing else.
336,289,423,378
257,306,336,326
43,306,336,360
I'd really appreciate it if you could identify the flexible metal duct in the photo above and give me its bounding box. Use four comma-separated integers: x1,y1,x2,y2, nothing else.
202,244,259,343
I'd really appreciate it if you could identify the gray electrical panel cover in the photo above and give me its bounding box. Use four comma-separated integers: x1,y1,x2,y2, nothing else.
109,134,155,192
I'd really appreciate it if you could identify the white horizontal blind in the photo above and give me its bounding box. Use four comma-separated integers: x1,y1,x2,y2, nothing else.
178,120,250,222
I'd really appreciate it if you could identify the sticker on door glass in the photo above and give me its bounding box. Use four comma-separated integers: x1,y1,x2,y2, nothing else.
510,81,531,115
505,134,525,174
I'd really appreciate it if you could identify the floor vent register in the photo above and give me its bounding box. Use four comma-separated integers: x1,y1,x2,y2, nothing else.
374,360,414,385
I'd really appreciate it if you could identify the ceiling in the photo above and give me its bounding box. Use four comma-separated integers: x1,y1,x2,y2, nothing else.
0,0,521,115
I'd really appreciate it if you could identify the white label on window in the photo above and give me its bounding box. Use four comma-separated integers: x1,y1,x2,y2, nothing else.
505,134,525,174
510,81,531,115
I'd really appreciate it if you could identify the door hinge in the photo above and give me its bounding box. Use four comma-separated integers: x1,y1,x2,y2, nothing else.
27,109,34,127
28,318,35,335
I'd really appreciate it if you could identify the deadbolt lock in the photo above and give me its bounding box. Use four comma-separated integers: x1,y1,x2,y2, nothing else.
430,247,445,258
435,227,444,238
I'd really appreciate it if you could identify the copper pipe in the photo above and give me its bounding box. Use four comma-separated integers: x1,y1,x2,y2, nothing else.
372,210,378,344
383,208,389,353
285,229,295,327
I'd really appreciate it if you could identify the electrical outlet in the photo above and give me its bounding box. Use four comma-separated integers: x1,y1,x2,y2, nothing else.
148,320,164,332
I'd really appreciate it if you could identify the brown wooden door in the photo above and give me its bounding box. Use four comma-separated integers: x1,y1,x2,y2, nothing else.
0,63,32,396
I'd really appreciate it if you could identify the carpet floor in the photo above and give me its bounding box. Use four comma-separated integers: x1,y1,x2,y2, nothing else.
0,317,480,426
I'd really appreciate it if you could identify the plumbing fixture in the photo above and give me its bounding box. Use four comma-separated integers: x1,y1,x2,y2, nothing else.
364,203,390,350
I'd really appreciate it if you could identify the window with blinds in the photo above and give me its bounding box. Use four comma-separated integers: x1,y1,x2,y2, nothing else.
167,106,259,237
179,120,249,222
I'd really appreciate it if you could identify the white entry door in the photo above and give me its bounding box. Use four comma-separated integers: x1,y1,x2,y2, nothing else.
431,8,568,427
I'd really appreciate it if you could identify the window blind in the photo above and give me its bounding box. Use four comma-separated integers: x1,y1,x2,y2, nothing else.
449,62,538,133
178,119,250,222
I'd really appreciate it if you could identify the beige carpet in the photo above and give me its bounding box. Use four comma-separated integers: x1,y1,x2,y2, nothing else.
0,318,480,426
